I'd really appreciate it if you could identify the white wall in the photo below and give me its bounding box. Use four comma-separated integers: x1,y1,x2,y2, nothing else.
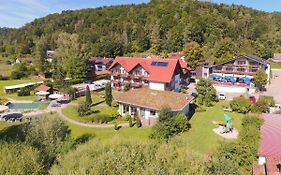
213,85,247,93
149,81,165,91
174,74,180,92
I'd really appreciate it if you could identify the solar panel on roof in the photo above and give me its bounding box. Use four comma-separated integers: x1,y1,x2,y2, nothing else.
151,61,168,67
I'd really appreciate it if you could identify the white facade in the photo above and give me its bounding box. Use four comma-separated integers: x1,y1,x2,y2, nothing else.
149,81,165,91
118,102,190,126
213,85,256,94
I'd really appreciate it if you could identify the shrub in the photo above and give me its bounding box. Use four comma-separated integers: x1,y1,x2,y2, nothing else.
77,102,91,116
127,115,133,127
180,87,187,94
124,83,129,92
93,114,115,123
66,79,84,85
252,95,275,113
10,63,37,79
230,96,252,114
17,87,31,96
111,101,118,108
195,106,206,112
150,113,190,141
136,115,141,128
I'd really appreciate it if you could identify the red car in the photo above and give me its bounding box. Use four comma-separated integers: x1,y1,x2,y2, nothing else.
249,96,256,104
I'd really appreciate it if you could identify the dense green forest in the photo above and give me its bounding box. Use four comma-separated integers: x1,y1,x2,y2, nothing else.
1,0,281,65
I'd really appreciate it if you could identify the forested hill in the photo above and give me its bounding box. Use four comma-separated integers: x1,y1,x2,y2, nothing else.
1,0,281,62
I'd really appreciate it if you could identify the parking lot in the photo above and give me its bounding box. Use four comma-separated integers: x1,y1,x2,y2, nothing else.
71,79,110,91
187,69,281,102
259,69,281,103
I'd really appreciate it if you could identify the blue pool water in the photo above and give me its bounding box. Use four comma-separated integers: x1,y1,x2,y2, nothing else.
7,103,41,110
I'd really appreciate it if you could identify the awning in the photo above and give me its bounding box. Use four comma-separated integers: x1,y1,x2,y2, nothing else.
35,91,50,95
0,105,9,112
240,76,252,85
208,74,222,80
49,94,64,99
224,76,236,83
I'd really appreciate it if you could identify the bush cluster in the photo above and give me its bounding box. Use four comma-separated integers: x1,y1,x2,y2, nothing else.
17,88,31,96
230,96,252,114
10,63,37,79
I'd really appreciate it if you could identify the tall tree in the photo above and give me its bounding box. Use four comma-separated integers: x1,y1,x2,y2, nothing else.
105,82,112,106
34,36,49,72
253,69,268,91
195,79,218,106
85,85,92,107
52,59,66,89
184,41,203,68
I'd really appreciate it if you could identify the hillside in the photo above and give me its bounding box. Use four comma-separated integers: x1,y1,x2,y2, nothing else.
1,0,281,62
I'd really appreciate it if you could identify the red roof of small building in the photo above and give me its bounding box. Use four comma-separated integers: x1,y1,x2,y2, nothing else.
95,70,111,75
258,114,281,157
109,57,182,83
35,85,51,92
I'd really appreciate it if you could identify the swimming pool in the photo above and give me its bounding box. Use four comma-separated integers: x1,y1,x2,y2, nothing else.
7,103,41,110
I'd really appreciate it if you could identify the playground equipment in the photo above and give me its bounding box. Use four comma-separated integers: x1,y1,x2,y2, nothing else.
221,113,233,134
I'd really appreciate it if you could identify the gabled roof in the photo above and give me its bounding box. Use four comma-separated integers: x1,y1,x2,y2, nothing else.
89,57,113,65
211,55,269,68
109,57,182,83
35,85,51,92
258,114,281,157
115,88,194,111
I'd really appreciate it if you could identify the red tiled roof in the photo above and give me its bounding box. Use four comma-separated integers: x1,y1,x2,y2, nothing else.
95,70,111,75
109,57,182,83
265,156,281,175
258,114,281,157
35,85,50,92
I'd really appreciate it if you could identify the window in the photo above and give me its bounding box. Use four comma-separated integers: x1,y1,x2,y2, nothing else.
123,105,129,113
150,110,156,116
151,61,169,67
251,68,258,73
238,61,246,65
249,61,259,65
226,67,233,71
237,68,245,72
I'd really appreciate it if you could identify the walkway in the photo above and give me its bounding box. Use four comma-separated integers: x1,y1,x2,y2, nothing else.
55,107,128,128
213,126,239,139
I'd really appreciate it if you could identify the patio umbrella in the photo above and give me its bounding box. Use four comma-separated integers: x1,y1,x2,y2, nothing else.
0,105,9,112
224,113,231,123
35,91,50,95
49,94,64,99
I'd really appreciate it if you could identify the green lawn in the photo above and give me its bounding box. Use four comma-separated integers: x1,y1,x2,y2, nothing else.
178,101,244,155
74,91,105,105
0,63,12,76
67,122,152,140
0,121,15,130
39,103,50,110
271,62,281,69
62,105,118,123
0,79,38,101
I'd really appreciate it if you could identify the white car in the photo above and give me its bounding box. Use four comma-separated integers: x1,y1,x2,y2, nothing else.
218,93,226,100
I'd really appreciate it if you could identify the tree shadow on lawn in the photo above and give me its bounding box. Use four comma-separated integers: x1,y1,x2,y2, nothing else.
0,123,27,142
188,103,198,120
71,133,95,149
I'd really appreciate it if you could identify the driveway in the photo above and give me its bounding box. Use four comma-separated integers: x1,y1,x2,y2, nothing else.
259,69,281,103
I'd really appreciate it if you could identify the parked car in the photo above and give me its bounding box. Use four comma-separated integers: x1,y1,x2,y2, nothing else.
218,93,226,100
84,80,93,84
249,96,256,104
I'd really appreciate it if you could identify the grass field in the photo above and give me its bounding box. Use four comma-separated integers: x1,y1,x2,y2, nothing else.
73,91,105,104
62,105,118,123
271,62,281,69
0,79,38,101
67,122,152,140
0,121,15,130
179,101,243,155
0,63,12,76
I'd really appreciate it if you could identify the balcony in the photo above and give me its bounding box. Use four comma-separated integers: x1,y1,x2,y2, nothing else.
112,72,120,77
132,74,143,80
112,79,121,84
213,70,255,76
131,82,142,88
120,74,130,78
